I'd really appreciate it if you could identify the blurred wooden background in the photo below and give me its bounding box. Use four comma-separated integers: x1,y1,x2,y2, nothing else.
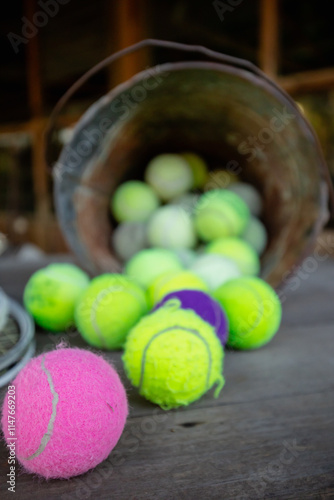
1,0,334,253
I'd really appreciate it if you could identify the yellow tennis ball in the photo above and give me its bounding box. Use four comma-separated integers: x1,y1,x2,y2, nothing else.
75,274,148,350
181,152,209,188
122,305,225,409
213,276,282,349
147,270,208,306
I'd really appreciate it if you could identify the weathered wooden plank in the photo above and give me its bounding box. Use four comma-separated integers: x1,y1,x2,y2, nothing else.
1,257,334,499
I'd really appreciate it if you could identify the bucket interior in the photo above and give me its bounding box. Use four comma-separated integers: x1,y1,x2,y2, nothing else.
55,61,329,289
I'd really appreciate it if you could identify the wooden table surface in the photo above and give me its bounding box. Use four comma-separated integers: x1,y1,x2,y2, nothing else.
1,254,334,500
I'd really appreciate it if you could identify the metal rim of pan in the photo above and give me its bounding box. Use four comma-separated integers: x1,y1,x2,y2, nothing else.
0,296,35,374
0,338,36,388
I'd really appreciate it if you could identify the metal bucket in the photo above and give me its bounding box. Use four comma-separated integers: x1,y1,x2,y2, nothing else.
46,39,332,290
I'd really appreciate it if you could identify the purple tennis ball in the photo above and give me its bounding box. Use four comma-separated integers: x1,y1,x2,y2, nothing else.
154,289,228,346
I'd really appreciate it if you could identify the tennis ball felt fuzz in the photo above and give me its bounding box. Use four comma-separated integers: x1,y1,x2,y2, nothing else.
213,277,282,349
194,189,250,241
154,289,229,346
75,274,147,349
206,237,260,276
125,248,183,289
1,347,128,479
145,153,193,201
111,180,159,222
23,263,90,332
123,306,224,409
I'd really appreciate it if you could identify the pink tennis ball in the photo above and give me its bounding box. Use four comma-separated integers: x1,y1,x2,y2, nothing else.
1,347,128,479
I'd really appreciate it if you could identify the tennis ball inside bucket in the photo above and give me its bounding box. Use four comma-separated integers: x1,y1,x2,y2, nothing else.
194,190,250,242
53,46,330,293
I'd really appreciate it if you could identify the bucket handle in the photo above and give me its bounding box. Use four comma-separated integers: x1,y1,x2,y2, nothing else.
44,38,334,216
44,38,279,169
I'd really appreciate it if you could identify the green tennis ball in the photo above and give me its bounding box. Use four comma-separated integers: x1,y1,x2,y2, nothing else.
122,305,225,409
181,152,208,188
75,274,147,350
125,248,183,289
147,270,208,306
147,205,197,249
242,216,268,255
145,154,193,201
213,276,282,349
194,189,250,241
111,181,159,222
206,237,260,276
23,263,90,332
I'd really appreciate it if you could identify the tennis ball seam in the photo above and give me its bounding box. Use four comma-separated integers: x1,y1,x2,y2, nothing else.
139,325,212,393
24,355,59,460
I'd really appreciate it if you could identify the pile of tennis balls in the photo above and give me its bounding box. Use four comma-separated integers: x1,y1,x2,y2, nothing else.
2,152,282,479
21,152,281,410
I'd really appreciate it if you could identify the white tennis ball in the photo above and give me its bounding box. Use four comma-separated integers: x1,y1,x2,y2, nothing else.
145,154,193,201
147,205,197,249
112,222,148,262
190,253,241,291
228,182,263,216
0,288,9,331
206,237,260,276
242,216,268,255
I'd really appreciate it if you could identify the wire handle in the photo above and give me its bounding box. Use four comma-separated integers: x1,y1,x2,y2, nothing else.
44,38,271,170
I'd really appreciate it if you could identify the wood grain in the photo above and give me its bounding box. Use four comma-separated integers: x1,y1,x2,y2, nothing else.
0,256,334,499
